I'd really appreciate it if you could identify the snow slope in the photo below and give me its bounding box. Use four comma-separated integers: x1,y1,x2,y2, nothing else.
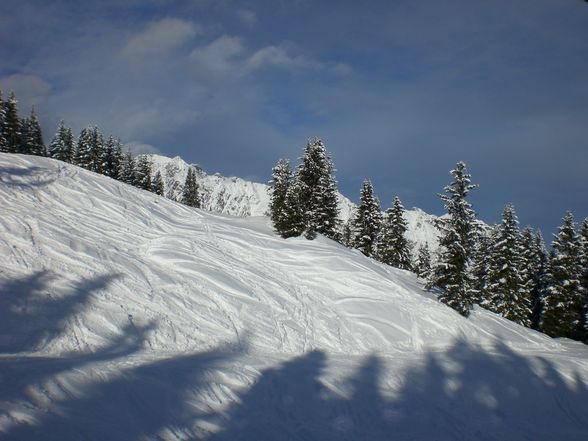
1,153,588,441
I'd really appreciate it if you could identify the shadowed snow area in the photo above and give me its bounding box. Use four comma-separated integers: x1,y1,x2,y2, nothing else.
1,153,588,440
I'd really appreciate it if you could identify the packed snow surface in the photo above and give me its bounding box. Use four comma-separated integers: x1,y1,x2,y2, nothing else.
1,153,587,440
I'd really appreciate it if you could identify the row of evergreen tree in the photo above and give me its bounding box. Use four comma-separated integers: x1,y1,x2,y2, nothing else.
270,145,588,343
0,90,201,208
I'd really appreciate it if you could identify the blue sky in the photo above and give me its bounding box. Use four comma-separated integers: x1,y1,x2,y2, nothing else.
1,0,587,238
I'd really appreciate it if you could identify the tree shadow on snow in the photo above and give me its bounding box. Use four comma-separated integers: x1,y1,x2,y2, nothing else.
0,165,57,188
2,270,588,441
0,270,120,353
206,340,588,441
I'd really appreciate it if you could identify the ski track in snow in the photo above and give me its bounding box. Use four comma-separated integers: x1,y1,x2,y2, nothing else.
1,153,588,441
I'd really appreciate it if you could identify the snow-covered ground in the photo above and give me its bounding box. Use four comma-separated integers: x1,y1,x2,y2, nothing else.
1,153,587,440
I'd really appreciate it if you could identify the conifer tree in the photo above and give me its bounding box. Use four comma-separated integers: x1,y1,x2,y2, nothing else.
415,244,432,280
280,181,306,238
20,107,45,156
542,212,586,340
49,120,75,163
89,126,104,173
578,218,588,339
134,155,152,191
378,196,411,269
2,92,22,153
269,159,294,237
102,136,123,179
75,127,93,169
296,138,340,240
181,168,201,207
151,170,165,196
471,229,495,306
351,180,382,257
485,204,530,326
340,219,353,247
431,161,479,317
0,91,6,152
520,227,548,330
119,149,136,185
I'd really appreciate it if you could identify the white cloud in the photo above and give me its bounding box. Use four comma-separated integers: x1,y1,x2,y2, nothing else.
0,74,51,108
124,141,163,155
190,35,245,76
121,18,201,58
236,9,257,26
245,46,323,71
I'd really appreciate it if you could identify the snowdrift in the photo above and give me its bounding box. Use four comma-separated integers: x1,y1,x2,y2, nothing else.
1,153,587,440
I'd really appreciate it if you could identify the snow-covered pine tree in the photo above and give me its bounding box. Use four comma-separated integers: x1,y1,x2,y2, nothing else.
520,227,548,330
0,91,6,152
75,127,93,169
281,181,306,238
151,170,165,196
471,228,495,307
296,138,340,240
269,158,294,237
181,167,200,208
134,155,152,191
485,204,530,326
89,126,105,174
542,212,586,340
415,244,432,280
118,149,136,185
351,180,382,257
49,120,75,163
340,219,354,247
378,196,411,270
579,218,588,339
2,92,22,153
431,161,479,317
102,136,123,179
20,107,45,156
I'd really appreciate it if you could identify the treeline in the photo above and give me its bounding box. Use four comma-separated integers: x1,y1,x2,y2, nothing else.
0,90,201,208
270,143,588,343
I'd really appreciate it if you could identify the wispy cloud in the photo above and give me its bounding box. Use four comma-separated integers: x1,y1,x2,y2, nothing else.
121,18,201,59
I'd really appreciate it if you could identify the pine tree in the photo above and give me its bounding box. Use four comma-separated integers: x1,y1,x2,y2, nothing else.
151,170,165,196
578,218,588,340
280,181,306,238
49,120,75,163
2,92,22,153
351,180,382,257
89,126,105,173
75,127,93,169
340,219,353,247
181,168,200,207
471,228,495,306
118,149,136,185
0,90,7,152
20,107,45,156
102,136,123,179
415,244,432,280
269,159,294,237
431,161,479,317
520,227,548,330
134,155,152,191
296,138,340,240
542,212,586,340
378,196,411,269
485,204,530,326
